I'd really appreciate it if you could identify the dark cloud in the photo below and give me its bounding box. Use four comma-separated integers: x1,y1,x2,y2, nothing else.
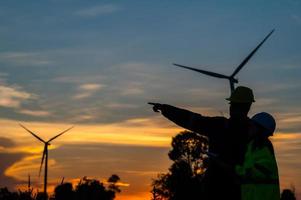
0,137,27,189
0,152,26,189
0,137,15,148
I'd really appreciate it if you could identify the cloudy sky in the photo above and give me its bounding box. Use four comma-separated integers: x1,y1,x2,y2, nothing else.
0,0,301,199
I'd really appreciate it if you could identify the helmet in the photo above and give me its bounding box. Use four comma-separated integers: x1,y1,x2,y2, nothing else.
226,86,255,103
252,112,276,136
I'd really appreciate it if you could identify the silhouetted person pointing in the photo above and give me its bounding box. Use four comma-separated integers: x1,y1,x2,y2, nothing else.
149,86,255,200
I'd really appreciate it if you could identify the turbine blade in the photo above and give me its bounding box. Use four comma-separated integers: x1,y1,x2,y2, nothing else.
231,29,275,78
19,124,46,143
173,63,230,79
47,126,74,142
39,145,47,177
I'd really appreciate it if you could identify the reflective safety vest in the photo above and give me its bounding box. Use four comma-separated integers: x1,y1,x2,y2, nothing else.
235,139,280,200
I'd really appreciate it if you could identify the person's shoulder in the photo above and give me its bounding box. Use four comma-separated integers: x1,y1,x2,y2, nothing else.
264,138,274,154
211,116,228,121
210,116,229,126
252,137,274,154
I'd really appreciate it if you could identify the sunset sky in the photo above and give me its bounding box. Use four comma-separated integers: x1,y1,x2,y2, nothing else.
0,0,301,199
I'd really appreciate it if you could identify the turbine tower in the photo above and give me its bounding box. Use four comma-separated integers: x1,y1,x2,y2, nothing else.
173,29,275,93
20,124,73,197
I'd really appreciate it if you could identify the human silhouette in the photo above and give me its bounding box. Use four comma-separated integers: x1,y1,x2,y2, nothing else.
210,112,280,200
149,86,255,200
238,112,280,200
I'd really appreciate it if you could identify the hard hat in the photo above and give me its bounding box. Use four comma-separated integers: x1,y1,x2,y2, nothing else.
226,86,255,103
252,112,276,135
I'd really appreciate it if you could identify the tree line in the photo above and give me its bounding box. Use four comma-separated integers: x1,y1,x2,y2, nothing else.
0,175,121,200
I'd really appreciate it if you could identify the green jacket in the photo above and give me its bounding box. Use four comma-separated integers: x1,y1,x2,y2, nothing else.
235,138,280,200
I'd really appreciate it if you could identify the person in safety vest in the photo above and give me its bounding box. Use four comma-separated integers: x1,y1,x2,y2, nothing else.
149,86,255,200
236,112,280,200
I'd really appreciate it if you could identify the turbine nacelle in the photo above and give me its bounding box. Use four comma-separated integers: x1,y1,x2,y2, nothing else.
230,77,238,84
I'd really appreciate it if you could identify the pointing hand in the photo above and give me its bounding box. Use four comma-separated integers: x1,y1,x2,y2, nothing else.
148,102,163,113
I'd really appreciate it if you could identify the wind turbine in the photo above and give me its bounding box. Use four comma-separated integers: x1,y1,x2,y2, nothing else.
20,124,73,197
173,29,275,93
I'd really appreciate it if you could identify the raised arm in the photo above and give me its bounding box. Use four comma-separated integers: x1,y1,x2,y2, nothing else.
148,103,224,136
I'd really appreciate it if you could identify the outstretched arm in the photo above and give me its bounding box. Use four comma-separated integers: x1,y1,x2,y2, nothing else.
148,102,223,136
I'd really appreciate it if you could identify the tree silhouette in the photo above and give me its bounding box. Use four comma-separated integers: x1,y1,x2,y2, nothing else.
17,189,34,200
0,175,121,200
151,131,208,200
280,188,296,200
0,187,18,200
73,175,121,200
107,174,121,196
53,182,73,200
36,192,47,200
75,177,107,200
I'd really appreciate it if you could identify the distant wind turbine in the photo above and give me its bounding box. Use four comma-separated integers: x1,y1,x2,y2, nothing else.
20,124,73,197
173,29,275,93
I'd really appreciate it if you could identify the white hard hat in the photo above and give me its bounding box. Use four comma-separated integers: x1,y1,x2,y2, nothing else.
251,112,276,136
